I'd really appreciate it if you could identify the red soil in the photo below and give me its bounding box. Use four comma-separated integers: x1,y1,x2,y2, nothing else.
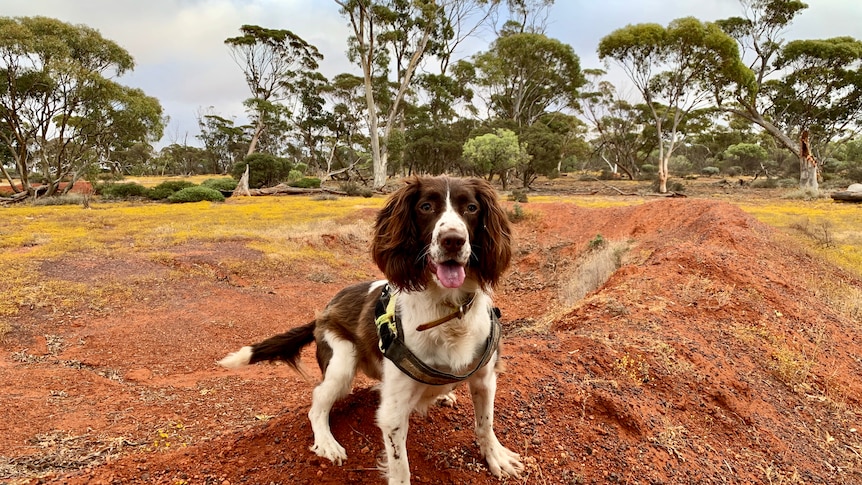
2,194,862,484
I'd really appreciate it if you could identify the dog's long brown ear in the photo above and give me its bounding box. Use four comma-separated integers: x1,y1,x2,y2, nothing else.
470,178,512,290
371,177,428,291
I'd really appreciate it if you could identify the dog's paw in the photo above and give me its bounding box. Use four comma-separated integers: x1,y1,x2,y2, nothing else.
435,391,457,407
310,438,347,466
484,445,524,479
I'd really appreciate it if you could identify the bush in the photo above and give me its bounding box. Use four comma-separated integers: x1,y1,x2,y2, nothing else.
651,178,685,193
97,182,149,199
507,203,526,223
701,166,720,177
726,166,744,177
231,153,293,188
32,194,88,206
508,189,529,203
289,177,322,189
167,186,226,203
640,164,658,174
147,180,197,200
847,165,862,183
777,178,799,188
201,178,238,192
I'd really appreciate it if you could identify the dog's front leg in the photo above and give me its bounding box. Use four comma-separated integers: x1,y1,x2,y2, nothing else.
377,366,421,485
468,361,524,478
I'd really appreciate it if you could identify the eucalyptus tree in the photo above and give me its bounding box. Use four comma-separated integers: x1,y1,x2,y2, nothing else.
472,29,584,127
0,16,164,197
224,25,323,157
715,0,862,193
599,17,747,193
196,109,249,174
578,69,653,179
335,0,440,188
462,128,528,188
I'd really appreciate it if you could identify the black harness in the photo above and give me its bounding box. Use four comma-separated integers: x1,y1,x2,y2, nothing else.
374,284,502,386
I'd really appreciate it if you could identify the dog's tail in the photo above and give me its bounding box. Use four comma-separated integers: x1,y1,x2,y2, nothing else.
218,321,316,374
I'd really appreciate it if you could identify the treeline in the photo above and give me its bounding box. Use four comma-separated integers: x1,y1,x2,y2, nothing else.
2,1,862,198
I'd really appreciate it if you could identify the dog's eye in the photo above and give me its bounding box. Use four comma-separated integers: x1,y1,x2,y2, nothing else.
464,203,479,214
419,202,434,213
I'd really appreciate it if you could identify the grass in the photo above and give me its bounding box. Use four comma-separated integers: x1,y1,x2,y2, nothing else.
736,198,862,277
0,194,384,327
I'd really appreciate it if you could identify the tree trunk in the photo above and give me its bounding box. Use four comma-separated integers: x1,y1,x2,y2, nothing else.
246,119,265,157
236,164,251,196
657,155,669,193
799,130,819,193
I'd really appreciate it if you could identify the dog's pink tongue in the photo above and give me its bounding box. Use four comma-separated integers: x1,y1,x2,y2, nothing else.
436,262,466,288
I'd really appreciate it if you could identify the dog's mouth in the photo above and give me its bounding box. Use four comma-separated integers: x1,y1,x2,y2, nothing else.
429,259,466,289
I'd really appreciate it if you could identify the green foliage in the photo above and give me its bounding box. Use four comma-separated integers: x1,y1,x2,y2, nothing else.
201,178,238,192
726,166,744,177
463,128,528,184
231,154,294,189
31,194,88,206
507,203,526,223
588,234,607,251
701,166,720,176
97,182,149,199
0,16,164,196
471,31,585,126
287,170,304,183
640,164,658,174
508,189,529,203
651,178,686,193
723,143,769,173
166,186,226,203
147,180,197,200
668,155,693,175
289,177,322,189
338,181,372,197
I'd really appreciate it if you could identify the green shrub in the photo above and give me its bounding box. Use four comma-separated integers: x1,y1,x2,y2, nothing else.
166,186,226,203
588,234,606,250
777,178,799,188
147,180,197,200
508,189,529,203
289,177,322,189
726,166,743,177
97,182,149,199
640,164,658,174
339,181,362,196
231,154,293,188
287,169,304,183
201,178,238,192
32,194,88,206
701,166,720,177
651,178,685,193
507,203,525,223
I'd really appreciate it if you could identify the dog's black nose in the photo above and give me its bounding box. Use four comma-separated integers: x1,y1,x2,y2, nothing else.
441,233,466,252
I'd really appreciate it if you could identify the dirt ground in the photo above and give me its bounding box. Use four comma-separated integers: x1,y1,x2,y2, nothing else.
2,179,862,484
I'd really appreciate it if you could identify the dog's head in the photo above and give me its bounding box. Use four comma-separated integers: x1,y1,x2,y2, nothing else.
371,176,512,292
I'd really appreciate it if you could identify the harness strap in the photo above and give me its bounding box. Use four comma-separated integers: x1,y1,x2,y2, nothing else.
375,284,501,386
416,294,476,332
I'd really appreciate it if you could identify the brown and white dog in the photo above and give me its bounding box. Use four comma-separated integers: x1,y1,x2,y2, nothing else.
219,176,523,484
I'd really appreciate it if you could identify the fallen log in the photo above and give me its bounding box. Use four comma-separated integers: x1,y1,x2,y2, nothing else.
247,184,348,196
831,191,862,203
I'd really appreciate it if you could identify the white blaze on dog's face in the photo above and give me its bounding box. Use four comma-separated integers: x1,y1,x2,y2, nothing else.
419,179,481,289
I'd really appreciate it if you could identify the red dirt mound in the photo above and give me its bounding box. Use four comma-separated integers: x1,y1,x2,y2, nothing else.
3,198,861,484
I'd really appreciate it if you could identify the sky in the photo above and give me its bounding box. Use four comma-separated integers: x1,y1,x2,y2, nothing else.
2,0,859,147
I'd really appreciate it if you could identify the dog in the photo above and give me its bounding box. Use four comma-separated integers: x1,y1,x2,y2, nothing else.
219,175,523,484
